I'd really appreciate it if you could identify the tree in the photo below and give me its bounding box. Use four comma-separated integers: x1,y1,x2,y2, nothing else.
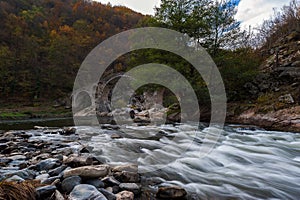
154,0,241,55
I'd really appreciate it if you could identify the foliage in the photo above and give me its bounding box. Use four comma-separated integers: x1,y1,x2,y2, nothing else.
154,0,241,55
255,0,300,49
0,0,144,102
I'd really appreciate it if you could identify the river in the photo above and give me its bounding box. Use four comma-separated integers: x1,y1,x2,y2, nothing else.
1,120,300,199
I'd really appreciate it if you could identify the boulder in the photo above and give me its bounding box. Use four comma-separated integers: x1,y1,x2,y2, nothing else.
84,179,105,188
69,184,108,200
114,171,139,183
4,169,36,180
156,186,187,199
35,158,61,171
64,155,93,167
102,176,121,186
112,164,137,173
64,165,110,178
36,185,57,199
99,188,117,200
48,165,67,177
119,183,140,195
62,127,77,135
62,175,82,193
116,191,134,200
5,175,25,182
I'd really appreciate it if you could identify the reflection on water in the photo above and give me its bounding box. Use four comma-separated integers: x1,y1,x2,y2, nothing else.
0,117,74,130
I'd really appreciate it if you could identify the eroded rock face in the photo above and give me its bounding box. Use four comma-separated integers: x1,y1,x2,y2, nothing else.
64,165,110,178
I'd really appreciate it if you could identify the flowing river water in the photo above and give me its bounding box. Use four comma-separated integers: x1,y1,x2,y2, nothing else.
76,123,300,199
1,120,300,199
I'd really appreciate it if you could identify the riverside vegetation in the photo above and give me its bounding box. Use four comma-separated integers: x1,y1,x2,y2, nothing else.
0,0,299,131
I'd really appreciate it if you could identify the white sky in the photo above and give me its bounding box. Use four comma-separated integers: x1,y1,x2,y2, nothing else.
95,0,291,29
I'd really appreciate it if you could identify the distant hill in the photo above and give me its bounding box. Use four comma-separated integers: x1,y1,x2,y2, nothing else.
0,0,144,103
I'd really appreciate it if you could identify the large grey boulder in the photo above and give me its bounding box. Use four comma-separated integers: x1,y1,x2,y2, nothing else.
69,184,107,200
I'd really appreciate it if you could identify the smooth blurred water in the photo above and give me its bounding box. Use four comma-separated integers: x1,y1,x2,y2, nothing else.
76,123,300,199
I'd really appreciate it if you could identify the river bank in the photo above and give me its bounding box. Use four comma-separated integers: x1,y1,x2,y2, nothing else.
1,123,299,199
0,126,188,200
1,104,300,133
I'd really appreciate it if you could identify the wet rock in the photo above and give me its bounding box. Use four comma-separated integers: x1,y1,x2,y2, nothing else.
112,185,120,194
99,188,117,200
35,173,50,181
35,158,61,171
48,165,67,176
84,179,105,188
62,127,77,135
64,155,93,167
69,184,107,200
64,165,110,178
114,171,140,183
62,175,82,193
6,175,25,182
6,154,26,160
36,185,57,199
156,186,187,199
119,183,140,195
0,158,12,166
41,176,61,185
4,169,36,180
102,176,121,186
116,191,134,200
111,133,123,139
112,164,137,173
0,144,8,152
55,190,65,200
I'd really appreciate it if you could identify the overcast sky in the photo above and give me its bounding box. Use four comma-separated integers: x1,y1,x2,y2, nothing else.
95,0,291,29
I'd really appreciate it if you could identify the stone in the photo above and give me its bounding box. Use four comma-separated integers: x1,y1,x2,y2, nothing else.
48,165,67,176
55,190,65,200
99,188,117,200
279,94,295,104
35,173,50,181
69,184,108,200
62,127,77,135
116,191,134,200
119,183,140,195
4,169,36,180
41,176,61,185
102,176,121,186
84,179,105,188
35,158,61,171
6,175,25,182
6,155,26,160
64,165,110,178
114,171,140,183
156,186,187,199
64,155,93,167
62,175,82,193
36,185,57,199
111,133,123,139
0,158,12,166
112,164,137,173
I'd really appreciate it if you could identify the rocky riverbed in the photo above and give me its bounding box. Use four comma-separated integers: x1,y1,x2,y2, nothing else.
0,126,187,200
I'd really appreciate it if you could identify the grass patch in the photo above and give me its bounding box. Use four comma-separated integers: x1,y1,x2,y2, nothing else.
0,181,36,200
0,112,27,118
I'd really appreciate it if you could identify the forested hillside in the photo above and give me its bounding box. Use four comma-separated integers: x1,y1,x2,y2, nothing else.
0,0,144,102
